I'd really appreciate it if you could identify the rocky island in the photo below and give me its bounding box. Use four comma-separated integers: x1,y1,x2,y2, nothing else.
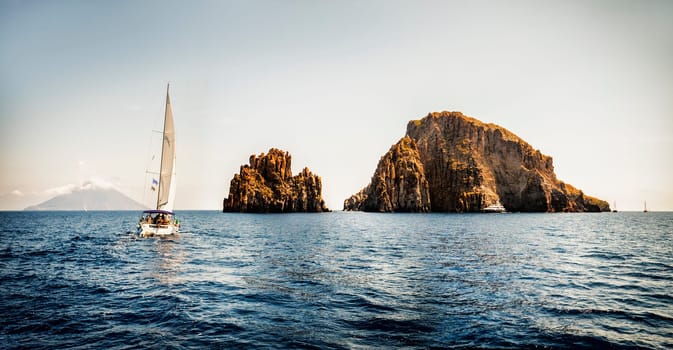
223,148,329,213
345,111,610,213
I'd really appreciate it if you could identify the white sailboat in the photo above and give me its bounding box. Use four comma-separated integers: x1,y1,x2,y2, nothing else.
137,84,179,237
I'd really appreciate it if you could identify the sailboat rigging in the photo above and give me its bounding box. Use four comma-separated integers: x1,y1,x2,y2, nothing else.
137,84,179,237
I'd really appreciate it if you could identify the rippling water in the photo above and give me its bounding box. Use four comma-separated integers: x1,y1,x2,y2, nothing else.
1,211,672,349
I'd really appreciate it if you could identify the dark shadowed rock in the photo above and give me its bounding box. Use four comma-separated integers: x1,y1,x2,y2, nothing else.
223,148,329,213
345,111,610,213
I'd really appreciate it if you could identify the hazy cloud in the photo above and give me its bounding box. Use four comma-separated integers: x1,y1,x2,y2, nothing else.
44,184,78,196
43,177,120,196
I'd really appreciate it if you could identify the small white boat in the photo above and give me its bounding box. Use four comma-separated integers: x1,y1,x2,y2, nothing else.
137,84,179,237
481,202,506,213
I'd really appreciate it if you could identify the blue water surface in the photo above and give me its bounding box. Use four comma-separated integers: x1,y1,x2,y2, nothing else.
1,211,672,349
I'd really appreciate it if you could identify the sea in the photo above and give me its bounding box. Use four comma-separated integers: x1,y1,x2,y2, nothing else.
1,211,671,349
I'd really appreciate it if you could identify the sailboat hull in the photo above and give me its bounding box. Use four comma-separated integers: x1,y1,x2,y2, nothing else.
137,209,179,237
138,223,179,237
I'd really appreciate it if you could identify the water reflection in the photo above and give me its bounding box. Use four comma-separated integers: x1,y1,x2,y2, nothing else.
149,237,185,285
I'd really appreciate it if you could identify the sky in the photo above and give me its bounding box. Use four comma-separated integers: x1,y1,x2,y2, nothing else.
1,0,672,211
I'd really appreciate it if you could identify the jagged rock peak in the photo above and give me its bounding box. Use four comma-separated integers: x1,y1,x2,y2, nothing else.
223,148,329,213
345,111,610,213
248,148,292,182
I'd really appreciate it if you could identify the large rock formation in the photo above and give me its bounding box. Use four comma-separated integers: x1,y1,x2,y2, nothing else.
223,148,329,213
344,111,610,213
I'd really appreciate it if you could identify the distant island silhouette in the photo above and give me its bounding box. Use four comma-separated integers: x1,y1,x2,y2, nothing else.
25,184,145,211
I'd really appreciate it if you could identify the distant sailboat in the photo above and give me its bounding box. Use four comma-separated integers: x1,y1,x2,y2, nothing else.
137,84,179,237
644,201,648,213
612,201,618,213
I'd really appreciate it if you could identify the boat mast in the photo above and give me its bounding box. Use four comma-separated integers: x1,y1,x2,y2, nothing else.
156,83,170,210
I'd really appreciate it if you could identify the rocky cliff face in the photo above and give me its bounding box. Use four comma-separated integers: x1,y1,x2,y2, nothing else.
223,148,329,213
344,111,610,213
344,136,431,212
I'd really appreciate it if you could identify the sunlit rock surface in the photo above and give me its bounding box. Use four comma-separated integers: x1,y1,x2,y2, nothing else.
223,148,329,213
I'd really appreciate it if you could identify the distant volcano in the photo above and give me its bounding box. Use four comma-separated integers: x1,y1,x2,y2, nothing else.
25,185,145,211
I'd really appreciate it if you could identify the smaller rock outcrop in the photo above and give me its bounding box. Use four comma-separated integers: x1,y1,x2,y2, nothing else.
223,148,329,213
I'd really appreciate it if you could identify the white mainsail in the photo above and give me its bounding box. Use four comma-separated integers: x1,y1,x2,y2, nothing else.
156,85,176,212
